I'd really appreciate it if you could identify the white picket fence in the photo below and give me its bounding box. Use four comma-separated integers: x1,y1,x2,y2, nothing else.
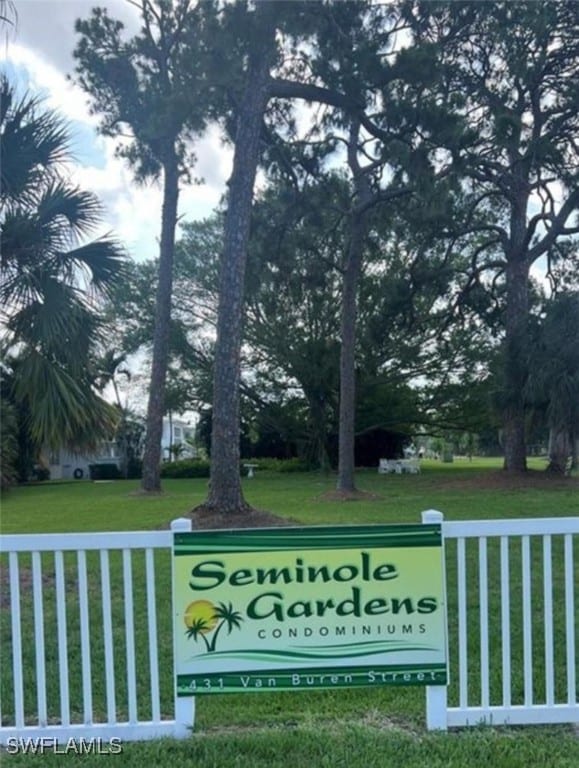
0,518,194,744
0,513,577,743
424,510,578,729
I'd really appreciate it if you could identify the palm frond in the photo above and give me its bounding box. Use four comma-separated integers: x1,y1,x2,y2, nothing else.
1,73,125,457
0,76,70,208
12,348,118,452
35,181,103,239
61,238,128,295
7,283,101,371
186,617,209,638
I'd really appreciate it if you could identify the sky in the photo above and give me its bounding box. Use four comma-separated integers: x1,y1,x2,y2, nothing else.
1,0,233,264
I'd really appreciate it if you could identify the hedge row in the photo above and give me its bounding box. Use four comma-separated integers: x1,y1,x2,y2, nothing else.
160,457,311,479
160,459,210,478
240,457,311,473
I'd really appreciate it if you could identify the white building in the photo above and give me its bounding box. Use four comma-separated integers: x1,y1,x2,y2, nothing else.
161,417,196,461
47,441,121,481
47,416,196,480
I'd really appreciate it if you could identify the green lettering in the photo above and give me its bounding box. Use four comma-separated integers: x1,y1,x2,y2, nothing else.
336,587,362,617
246,591,284,621
315,599,335,615
189,560,225,591
392,598,415,614
229,568,254,586
364,597,389,615
417,597,438,613
256,568,292,584
287,600,313,618
307,565,331,582
333,564,358,582
373,563,398,581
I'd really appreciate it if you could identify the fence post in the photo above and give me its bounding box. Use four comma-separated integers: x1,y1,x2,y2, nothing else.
421,509,448,731
171,517,195,737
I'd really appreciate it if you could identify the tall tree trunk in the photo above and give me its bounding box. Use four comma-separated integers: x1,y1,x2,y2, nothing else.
547,427,571,474
337,122,371,493
205,9,275,513
141,149,180,492
503,254,529,473
305,392,332,472
570,433,578,471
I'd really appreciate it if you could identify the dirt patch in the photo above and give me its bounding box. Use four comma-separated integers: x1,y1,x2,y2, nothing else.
432,470,579,492
317,489,383,502
183,505,295,530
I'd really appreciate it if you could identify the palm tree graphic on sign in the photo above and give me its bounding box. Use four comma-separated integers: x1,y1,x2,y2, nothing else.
184,600,243,652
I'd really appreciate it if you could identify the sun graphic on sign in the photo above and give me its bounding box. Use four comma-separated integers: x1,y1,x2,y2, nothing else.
184,601,219,634
184,600,244,653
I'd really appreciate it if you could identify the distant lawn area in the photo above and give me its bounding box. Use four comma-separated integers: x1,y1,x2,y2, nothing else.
1,457,577,534
1,459,578,767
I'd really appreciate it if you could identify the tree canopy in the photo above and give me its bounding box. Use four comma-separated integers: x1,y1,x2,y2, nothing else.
1,76,126,466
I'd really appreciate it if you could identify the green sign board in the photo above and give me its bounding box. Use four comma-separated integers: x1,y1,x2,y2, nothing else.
173,525,447,695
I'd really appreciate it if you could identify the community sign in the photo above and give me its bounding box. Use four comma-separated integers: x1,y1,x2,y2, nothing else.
173,524,447,695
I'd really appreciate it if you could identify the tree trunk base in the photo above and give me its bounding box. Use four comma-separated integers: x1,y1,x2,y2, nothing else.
193,499,252,516
502,458,527,474
188,503,293,530
545,461,568,475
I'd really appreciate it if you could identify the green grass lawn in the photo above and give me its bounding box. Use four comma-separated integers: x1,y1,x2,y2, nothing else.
1,459,578,767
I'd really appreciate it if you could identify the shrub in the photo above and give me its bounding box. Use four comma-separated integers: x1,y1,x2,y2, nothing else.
277,458,311,472
1,397,18,489
160,457,311,479
89,463,121,480
32,466,50,482
160,459,210,479
239,457,311,473
126,458,143,479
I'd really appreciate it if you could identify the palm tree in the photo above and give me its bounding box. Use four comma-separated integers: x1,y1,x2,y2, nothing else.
207,602,244,652
0,75,126,459
185,618,212,653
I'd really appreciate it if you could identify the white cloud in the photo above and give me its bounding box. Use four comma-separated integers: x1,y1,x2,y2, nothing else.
5,43,98,126
3,33,231,263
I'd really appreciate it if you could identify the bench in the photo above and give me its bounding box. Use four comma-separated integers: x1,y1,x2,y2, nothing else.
378,458,420,475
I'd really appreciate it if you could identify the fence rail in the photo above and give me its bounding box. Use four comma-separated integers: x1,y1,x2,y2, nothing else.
423,511,578,729
1,514,577,741
0,520,193,744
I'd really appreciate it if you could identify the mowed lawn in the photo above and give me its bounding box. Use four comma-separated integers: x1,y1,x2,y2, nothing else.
1,459,578,767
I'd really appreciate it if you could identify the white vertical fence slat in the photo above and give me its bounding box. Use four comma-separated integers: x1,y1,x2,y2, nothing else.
543,535,554,706
31,552,47,726
1,528,187,744
457,538,468,709
54,551,70,727
521,535,533,707
564,534,576,706
441,517,578,729
123,549,138,724
77,550,93,724
478,538,489,709
9,552,25,728
146,548,161,723
499,536,511,709
100,549,116,724
1,517,577,742
171,517,196,737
